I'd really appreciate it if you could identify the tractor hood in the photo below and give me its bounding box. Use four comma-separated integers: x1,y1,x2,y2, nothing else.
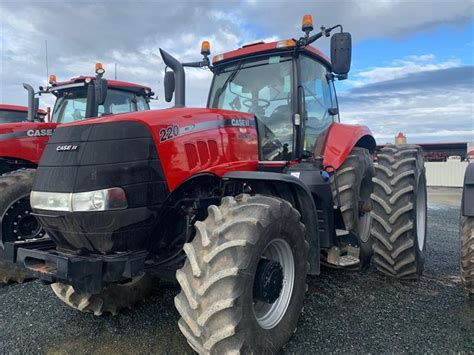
31,107,258,253
37,107,259,191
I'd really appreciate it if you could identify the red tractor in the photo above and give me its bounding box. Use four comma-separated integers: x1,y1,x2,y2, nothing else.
6,15,427,353
0,65,153,282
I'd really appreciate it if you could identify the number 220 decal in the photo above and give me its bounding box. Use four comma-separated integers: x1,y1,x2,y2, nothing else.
159,125,179,142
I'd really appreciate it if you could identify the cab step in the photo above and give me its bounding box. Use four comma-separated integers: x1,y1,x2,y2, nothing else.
326,245,360,267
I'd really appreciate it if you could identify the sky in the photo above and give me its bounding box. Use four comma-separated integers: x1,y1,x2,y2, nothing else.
0,0,473,144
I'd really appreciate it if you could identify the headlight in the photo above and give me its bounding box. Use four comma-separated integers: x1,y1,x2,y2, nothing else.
31,188,128,212
30,191,71,211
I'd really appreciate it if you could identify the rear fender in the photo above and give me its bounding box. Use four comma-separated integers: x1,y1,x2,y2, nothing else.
462,163,474,216
323,123,376,169
223,171,320,275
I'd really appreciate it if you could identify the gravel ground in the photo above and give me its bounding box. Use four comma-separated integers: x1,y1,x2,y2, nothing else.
1,204,473,354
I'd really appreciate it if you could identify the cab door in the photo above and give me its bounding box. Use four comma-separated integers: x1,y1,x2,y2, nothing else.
298,55,335,158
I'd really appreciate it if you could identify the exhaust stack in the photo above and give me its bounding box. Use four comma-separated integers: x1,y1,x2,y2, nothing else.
159,49,185,108
23,83,36,122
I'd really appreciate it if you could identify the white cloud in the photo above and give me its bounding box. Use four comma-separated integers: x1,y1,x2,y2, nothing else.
339,64,474,144
347,54,461,87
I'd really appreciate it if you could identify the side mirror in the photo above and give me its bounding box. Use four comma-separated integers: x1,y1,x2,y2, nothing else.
330,32,352,75
95,78,108,106
164,71,175,103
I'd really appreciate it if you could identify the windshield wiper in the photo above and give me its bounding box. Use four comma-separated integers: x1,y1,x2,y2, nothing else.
213,62,244,106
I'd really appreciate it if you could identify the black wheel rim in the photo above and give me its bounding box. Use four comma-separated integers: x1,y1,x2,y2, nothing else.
2,197,44,242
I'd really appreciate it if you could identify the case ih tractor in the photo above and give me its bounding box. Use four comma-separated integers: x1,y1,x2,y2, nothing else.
6,14,427,353
460,163,473,299
0,66,153,282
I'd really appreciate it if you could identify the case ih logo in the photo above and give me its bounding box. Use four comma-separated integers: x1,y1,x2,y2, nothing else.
27,129,54,137
56,144,79,152
230,119,251,127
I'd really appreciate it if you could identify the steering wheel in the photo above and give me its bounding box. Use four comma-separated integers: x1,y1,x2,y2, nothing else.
242,98,271,111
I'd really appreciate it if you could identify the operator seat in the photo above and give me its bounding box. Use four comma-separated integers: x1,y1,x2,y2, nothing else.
73,109,83,121
267,104,292,161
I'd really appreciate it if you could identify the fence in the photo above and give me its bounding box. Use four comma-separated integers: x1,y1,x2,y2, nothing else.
425,161,469,187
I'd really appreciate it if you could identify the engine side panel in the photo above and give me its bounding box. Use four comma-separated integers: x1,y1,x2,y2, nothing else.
0,122,57,164
151,110,259,191
322,122,375,169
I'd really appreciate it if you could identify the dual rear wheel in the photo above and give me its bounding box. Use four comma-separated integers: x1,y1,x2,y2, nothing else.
370,145,427,279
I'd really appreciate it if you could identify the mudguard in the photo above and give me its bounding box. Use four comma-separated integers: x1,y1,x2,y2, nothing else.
462,163,474,217
223,171,320,275
323,123,376,169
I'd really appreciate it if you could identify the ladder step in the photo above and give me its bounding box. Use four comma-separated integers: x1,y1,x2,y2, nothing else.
336,229,349,236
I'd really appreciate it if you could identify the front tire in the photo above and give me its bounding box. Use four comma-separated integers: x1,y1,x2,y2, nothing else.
370,145,427,279
0,169,45,283
50,273,158,316
175,194,308,354
460,216,474,298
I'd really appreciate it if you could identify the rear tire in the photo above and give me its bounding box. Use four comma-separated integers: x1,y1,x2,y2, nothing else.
0,169,45,283
50,273,158,316
460,216,474,298
331,147,375,268
175,194,308,354
370,145,427,279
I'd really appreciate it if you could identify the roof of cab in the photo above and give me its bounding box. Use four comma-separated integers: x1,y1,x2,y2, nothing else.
52,76,152,91
213,39,331,67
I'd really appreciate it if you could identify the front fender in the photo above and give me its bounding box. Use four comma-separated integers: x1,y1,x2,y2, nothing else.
224,171,320,275
323,123,376,169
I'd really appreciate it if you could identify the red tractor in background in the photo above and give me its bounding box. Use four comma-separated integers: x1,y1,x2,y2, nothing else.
0,104,47,124
6,14,427,354
0,66,153,282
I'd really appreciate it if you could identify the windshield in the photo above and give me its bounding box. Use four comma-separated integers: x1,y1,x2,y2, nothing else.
0,110,28,124
51,88,150,123
209,55,294,161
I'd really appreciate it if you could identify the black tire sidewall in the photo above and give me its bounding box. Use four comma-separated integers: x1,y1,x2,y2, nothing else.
238,206,307,352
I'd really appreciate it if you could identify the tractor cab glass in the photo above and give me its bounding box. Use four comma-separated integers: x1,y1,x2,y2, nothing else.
209,55,294,161
209,52,339,161
299,55,337,154
51,88,150,123
0,110,28,123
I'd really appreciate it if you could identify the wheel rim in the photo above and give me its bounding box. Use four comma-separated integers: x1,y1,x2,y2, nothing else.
2,196,43,242
358,177,372,243
253,238,295,330
416,177,427,250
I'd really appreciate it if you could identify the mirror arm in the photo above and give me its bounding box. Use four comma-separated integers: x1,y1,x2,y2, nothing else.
183,57,213,71
297,24,343,47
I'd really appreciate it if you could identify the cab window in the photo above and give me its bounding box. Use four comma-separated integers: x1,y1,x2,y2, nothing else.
300,56,334,153
209,55,294,161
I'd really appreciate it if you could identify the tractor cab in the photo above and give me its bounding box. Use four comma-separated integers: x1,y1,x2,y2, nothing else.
209,40,343,162
39,64,153,124
164,14,351,164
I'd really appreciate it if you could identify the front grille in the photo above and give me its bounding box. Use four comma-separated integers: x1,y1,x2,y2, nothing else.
34,121,168,206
